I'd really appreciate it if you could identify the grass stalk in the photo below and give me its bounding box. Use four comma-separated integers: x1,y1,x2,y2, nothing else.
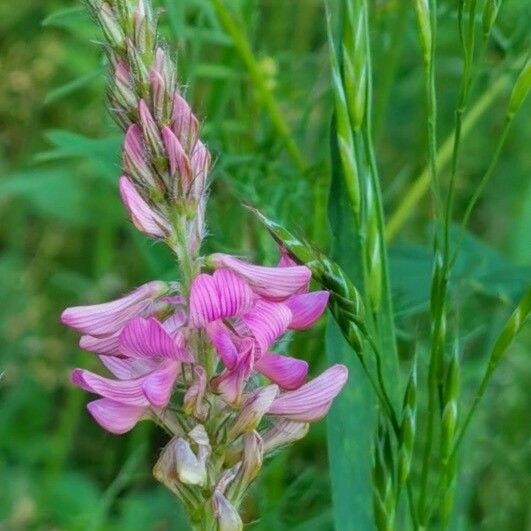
209,0,307,172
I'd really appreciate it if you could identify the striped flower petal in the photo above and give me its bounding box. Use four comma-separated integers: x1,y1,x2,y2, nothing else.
119,176,171,238
61,281,168,336
189,270,254,327
87,398,146,434
80,333,121,356
285,291,329,330
267,364,348,421
241,300,292,354
209,253,311,300
71,368,150,407
142,361,180,407
206,320,238,369
99,355,157,380
119,316,192,361
255,352,308,390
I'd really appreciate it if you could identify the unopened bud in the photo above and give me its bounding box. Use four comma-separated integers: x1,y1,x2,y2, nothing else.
172,93,199,153
150,69,171,124
123,124,156,187
174,437,207,487
212,491,243,531
126,38,149,93
227,431,263,503
138,99,166,166
154,48,177,101
229,385,278,440
98,3,124,48
114,62,137,110
183,366,208,420
161,127,193,195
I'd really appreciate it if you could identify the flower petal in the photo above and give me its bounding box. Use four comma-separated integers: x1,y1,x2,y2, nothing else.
210,253,311,300
255,352,308,390
241,300,291,353
189,270,254,327
61,281,168,336
119,176,170,238
267,364,348,421
119,316,192,361
285,291,329,330
72,368,150,406
79,333,121,356
99,355,157,380
86,398,146,434
206,320,238,369
142,361,180,407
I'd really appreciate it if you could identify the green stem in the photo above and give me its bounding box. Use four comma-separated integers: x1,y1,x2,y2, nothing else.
209,0,307,172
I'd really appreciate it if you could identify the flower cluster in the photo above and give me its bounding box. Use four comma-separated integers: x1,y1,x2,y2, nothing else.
65,1,348,528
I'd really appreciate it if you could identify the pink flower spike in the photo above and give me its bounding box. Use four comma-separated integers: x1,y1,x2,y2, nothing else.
267,364,348,422
209,254,311,300
142,360,180,407
285,291,329,330
255,352,308,390
61,281,168,336
87,398,146,434
119,316,193,362
241,300,292,354
161,127,193,190
119,176,171,238
71,368,150,407
206,321,238,369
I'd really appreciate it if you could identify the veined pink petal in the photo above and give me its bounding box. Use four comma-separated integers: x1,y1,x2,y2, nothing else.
61,281,168,336
161,127,193,190
99,355,157,380
189,269,254,327
87,398,146,434
241,300,291,354
209,254,311,300
189,274,221,327
119,316,192,362
267,364,348,421
119,176,171,238
255,352,308,390
72,368,150,406
142,361,180,407
80,333,121,356
206,321,238,369
285,291,329,330
211,342,254,405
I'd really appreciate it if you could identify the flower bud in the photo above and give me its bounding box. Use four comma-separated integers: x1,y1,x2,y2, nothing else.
228,385,278,440
212,491,243,531
174,437,207,487
150,69,171,124
123,124,157,187
227,432,263,503
126,38,149,93
154,48,177,101
138,99,166,167
98,3,124,48
183,366,208,420
114,62,137,111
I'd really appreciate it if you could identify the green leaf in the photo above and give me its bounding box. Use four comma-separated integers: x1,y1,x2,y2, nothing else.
326,120,374,530
41,7,88,29
44,69,102,105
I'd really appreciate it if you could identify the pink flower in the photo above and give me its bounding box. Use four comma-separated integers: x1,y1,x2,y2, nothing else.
72,315,191,434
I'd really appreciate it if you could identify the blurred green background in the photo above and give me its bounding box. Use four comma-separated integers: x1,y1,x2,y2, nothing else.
0,1,529,529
